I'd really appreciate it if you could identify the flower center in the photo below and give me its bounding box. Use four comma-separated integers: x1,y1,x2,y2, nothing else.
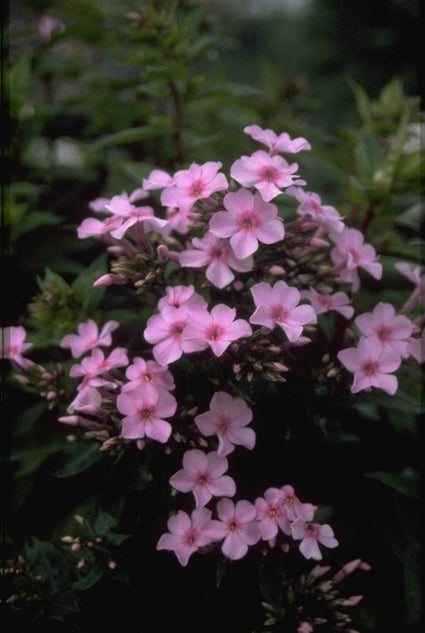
268,508,277,518
207,325,223,341
260,166,278,182
171,322,186,338
271,304,287,322
377,326,392,342
363,360,379,376
218,417,230,433
143,373,152,382
141,408,151,419
229,521,238,532
198,475,208,486
185,529,198,546
190,180,204,197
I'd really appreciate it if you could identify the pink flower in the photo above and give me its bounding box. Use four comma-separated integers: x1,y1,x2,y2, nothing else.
297,622,314,633
105,192,167,240
354,302,413,357
301,288,354,319
143,305,206,366
142,168,174,190
249,281,317,342
406,331,424,363
60,319,119,358
209,189,284,259
337,337,402,395
170,449,236,508
194,391,255,456
243,125,311,155
330,228,382,291
290,518,339,560
77,214,123,239
255,487,292,540
395,262,425,312
278,485,316,522
165,206,198,234
156,507,223,567
215,498,261,560
69,347,128,380
286,186,344,234
160,162,228,212
157,284,207,311
117,388,177,442
121,357,175,398
230,151,302,202
179,231,253,289
1,326,33,369
182,303,252,357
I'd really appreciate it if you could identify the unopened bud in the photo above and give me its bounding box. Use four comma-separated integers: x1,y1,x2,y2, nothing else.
269,265,286,276
71,542,81,552
232,280,244,291
61,536,74,544
108,559,117,570
93,273,127,287
136,439,146,450
46,391,56,401
74,514,85,525
341,595,363,607
156,244,169,262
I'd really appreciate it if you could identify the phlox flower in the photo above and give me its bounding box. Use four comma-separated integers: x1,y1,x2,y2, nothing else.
255,487,292,540
160,161,228,213
179,231,253,289
116,388,177,443
395,262,425,312
182,304,252,357
194,391,255,456
330,228,382,291
121,356,175,398
1,326,33,369
60,319,119,358
156,507,223,567
169,449,236,508
278,485,316,522
142,168,174,190
337,336,402,395
244,125,311,155
105,192,167,240
143,305,206,366
165,205,198,234
290,518,338,560
406,331,424,363
286,186,345,234
69,347,128,379
249,281,317,342
230,150,303,202
77,214,123,239
354,302,414,357
67,384,103,415
214,498,261,560
209,189,284,259
157,284,207,311
301,288,354,319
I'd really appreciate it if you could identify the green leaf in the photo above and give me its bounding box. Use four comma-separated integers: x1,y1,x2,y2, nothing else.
72,253,107,312
54,442,101,478
72,561,104,591
364,468,420,498
89,124,170,150
349,79,371,124
354,133,384,185
93,509,117,535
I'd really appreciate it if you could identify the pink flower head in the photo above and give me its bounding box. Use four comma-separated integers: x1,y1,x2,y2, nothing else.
286,186,345,234
182,303,252,357
165,206,198,234
160,162,228,213
179,231,253,289
142,168,174,190
301,288,354,319
209,189,284,259
291,518,339,560
243,125,311,155
330,228,382,291
156,507,223,567
60,319,119,358
117,388,177,443
1,326,33,369
169,449,236,507
395,262,425,312
69,347,128,381
144,304,207,366
105,192,167,240
215,498,261,560
122,356,175,398
250,281,317,342
279,484,316,522
77,214,122,239
355,302,414,357
337,336,402,395
194,391,255,456
157,284,207,312
255,487,292,540
231,150,303,202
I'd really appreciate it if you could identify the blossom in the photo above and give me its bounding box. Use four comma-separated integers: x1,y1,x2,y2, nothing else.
301,288,354,319
179,231,253,289
395,262,425,312
354,302,413,357
157,284,207,311
215,498,261,560
230,150,302,202
209,189,284,259
143,305,206,366
121,357,175,398
291,518,338,560
160,162,228,212
194,391,255,456
243,125,311,155
142,168,174,190
60,319,119,358
69,347,128,380
249,281,317,342
156,507,223,567
182,303,252,357
1,326,33,369
286,186,345,234
255,487,292,540
278,485,316,522
169,449,236,507
117,388,177,443
105,192,167,240
337,336,402,395
330,228,382,291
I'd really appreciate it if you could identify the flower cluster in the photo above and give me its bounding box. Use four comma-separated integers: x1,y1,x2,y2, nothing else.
4,125,423,573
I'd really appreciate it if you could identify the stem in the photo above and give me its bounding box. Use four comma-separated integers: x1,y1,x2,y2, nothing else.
168,80,184,166
360,205,374,234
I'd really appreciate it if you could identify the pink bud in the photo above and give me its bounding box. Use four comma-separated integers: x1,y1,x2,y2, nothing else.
269,265,286,275
71,542,81,552
156,244,169,262
233,281,244,291
297,622,314,633
46,391,56,401
341,595,363,607
93,274,127,287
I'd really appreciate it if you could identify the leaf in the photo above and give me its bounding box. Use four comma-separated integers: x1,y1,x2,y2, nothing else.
364,469,420,498
72,561,104,591
72,253,107,312
354,133,384,185
89,124,171,150
93,509,117,535
349,79,371,125
54,442,101,478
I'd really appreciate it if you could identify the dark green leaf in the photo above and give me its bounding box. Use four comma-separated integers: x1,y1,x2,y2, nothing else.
54,442,101,478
